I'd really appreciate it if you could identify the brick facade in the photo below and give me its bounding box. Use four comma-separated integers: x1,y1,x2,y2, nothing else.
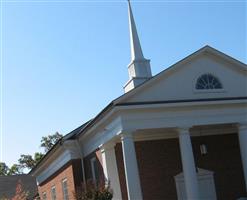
192,133,246,199
38,159,82,200
38,150,106,200
115,138,182,200
115,133,246,200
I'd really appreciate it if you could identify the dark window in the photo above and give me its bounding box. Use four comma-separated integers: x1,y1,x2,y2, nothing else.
196,73,223,90
91,157,100,186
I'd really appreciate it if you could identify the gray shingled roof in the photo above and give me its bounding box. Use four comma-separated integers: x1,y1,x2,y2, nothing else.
0,174,37,199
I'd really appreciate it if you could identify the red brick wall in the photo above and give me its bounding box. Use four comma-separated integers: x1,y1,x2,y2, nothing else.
192,133,246,199
115,138,182,200
72,159,84,195
115,133,245,200
115,144,128,200
38,159,82,200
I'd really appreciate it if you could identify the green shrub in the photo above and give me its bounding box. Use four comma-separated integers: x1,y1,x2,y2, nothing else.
75,180,113,200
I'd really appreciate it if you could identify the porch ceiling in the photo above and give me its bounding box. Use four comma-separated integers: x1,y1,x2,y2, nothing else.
129,123,238,142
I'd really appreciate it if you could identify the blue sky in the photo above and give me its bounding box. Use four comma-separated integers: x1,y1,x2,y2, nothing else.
1,0,246,166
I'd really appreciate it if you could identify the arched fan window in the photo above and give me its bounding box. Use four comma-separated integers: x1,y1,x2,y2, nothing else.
196,74,223,90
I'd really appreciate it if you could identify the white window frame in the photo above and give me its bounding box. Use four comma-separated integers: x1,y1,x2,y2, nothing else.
51,185,56,200
192,72,226,94
62,178,69,200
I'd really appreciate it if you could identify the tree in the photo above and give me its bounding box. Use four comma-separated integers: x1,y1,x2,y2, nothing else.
17,132,62,171
0,132,63,174
8,164,23,175
18,152,44,171
0,162,22,175
18,155,36,170
0,162,9,175
34,152,44,163
40,132,63,153
74,180,113,200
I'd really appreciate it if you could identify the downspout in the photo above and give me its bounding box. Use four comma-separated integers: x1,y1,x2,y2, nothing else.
75,139,87,192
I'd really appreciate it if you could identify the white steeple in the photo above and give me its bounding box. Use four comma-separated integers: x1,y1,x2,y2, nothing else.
124,0,152,93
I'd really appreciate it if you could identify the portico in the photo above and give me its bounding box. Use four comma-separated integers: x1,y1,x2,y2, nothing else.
100,122,246,200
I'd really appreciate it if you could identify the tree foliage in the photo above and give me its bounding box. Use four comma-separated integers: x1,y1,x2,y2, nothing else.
0,132,63,175
8,164,23,175
18,155,37,170
0,162,9,175
0,163,22,175
75,180,113,200
34,152,44,164
18,152,44,170
41,132,63,153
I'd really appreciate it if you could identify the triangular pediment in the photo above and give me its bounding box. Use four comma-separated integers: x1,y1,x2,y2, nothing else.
116,46,247,104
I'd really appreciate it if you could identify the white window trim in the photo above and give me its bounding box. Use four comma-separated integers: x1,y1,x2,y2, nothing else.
192,73,226,94
193,88,226,94
51,185,56,200
62,178,69,200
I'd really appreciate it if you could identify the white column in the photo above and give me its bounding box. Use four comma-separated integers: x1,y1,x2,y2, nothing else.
178,127,200,200
238,124,247,191
121,132,143,200
100,143,122,200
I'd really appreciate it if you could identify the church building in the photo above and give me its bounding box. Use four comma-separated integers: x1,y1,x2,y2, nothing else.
30,1,247,200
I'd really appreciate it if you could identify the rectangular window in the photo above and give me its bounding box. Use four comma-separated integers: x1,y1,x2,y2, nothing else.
62,178,69,200
42,192,47,200
90,157,100,186
51,186,56,200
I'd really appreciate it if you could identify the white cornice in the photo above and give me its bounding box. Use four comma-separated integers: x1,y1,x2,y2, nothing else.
78,99,246,156
36,150,72,185
116,99,247,111
77,98,247,145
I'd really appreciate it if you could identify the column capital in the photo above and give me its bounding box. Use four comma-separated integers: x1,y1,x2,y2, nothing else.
120,129,136,140
99,142,116,153
177,126,191,135
237,123,247,132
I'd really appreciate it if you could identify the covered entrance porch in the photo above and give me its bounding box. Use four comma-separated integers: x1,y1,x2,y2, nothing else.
101,123,247,200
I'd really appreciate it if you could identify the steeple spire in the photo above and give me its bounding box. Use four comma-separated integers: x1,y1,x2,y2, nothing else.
124,0,152,93
128,0,144,61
